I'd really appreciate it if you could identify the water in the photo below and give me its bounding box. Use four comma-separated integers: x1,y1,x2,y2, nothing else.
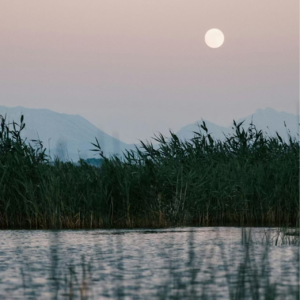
0,227,298,299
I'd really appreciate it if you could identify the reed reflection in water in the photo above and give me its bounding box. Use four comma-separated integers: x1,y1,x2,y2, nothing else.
0,227,298,299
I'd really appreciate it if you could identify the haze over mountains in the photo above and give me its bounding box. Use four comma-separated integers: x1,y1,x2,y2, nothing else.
0,106,135,161
0,106,298,162
177,108,299,142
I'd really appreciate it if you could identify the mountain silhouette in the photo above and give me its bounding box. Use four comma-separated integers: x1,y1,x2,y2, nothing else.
0,106,135,161
177,108,299,142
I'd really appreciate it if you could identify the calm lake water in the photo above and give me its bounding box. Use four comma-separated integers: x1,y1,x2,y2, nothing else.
0,227,298,299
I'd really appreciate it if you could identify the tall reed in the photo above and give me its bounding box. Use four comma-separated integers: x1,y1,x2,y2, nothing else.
0,115,298,228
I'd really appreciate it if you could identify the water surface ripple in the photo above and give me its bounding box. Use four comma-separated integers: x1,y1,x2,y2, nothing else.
0,227,298,299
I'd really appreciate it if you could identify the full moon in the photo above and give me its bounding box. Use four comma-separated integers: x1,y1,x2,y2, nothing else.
205,29,225,48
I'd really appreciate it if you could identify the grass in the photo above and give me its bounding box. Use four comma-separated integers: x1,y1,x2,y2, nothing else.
0,115,299,229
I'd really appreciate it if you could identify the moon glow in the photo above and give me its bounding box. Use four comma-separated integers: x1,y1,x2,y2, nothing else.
205,29,225,48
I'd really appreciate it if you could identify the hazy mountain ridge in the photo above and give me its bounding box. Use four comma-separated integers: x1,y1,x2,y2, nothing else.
0,106,135,161
0,106,298,162
177,107,299,142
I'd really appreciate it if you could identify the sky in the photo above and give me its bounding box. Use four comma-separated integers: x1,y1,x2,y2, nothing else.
0,0,298,143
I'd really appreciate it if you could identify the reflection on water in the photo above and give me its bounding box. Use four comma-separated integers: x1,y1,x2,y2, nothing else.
0,228,298,299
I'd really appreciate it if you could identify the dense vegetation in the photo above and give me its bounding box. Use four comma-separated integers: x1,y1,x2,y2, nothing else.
0,115,298,229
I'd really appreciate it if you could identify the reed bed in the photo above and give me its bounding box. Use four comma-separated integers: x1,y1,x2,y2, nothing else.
0,115,298,229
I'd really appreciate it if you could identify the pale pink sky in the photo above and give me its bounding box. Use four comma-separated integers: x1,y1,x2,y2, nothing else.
0,0,298,142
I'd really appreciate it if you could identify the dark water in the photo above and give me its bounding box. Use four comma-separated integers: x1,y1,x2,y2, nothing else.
0,227,298,299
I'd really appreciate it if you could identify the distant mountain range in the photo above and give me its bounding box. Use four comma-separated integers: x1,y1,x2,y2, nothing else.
0,106,135,161
0,106,298,162
177,108,299,142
